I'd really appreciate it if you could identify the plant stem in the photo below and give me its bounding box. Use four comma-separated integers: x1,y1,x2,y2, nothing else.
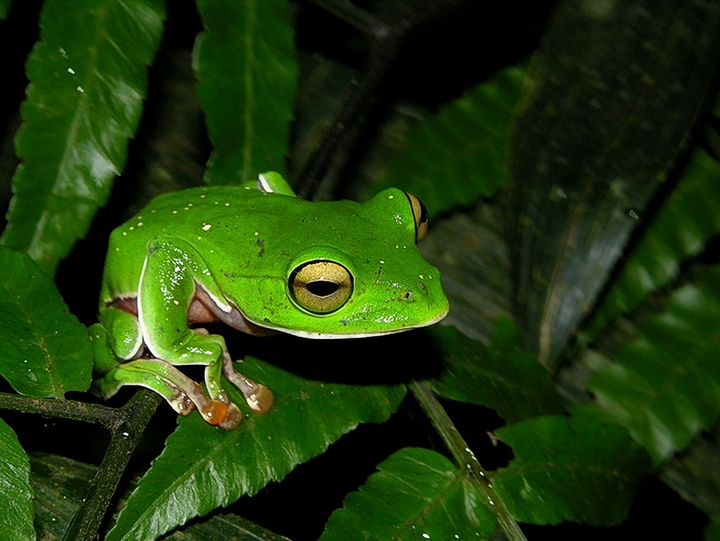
63,390,161,540
309,0,391,40
409,380,527,541
0,392,121,427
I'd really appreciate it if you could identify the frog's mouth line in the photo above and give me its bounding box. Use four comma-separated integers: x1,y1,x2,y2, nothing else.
266,309,449,340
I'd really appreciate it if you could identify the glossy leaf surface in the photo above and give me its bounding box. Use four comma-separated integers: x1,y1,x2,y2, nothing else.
194,0,297,185
586,149,720,338
508,1,720,368
374,66,524,216
492,413,650,525
107,358,405,540
321,447,497,540
0,418,34,541
1,0,165,275
589,266,720,465
430,322,565,423
0,247,92,397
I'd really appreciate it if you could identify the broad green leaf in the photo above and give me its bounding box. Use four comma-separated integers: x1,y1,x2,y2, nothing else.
194,0,297,185
1,0,165,275
30,452,284,541
320,447,498,540
586,149,720,338
0,0,10,20
106,358,405,541
492,413,650,526
706,514,720,541
507,2,720,368
373,65,524,216
31,453,97,540
165,514,290,541
0,247,92,397
430,321,565,423
589,266,720,465
0,418,34,541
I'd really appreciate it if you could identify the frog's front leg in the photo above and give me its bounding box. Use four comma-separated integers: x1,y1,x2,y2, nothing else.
95,235,272,428
140,235,275,419
91,307,244,429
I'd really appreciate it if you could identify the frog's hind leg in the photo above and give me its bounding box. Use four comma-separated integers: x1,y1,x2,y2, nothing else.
221,353,274,414
95,358,242,429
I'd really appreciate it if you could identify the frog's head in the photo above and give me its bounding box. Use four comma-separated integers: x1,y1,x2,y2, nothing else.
245,188,449,338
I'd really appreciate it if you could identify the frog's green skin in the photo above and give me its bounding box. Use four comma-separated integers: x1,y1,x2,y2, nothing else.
90,172,449,429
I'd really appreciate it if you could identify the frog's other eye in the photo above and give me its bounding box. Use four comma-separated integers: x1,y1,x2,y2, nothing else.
404,192,429,242
289,260,353,314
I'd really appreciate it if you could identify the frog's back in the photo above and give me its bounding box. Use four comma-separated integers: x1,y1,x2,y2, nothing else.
99,185,288,303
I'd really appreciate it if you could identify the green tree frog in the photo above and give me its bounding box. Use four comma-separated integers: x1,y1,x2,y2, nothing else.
90,172,449,429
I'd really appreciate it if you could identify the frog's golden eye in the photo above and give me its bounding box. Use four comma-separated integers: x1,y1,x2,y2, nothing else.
405,192,429,242
289,260,353,314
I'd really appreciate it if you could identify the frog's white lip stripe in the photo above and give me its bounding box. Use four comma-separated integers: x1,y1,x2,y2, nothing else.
259,310,449,339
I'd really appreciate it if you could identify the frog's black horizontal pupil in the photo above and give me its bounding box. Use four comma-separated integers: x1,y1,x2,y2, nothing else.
307,281,340,298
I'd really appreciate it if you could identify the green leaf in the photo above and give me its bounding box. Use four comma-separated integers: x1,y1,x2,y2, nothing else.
507,3,720,368
586,149,720,338
430,321,565,423
0,418,34,541
589,266,720,465
164,513,290,541
0,0,10,20
1,0,165,275
492,413,650,526
321,447,498,540
0,247,92,397
705,514,720,541
194,0,297,185
374,65,524,217
30,453,97,540
106,357,406,541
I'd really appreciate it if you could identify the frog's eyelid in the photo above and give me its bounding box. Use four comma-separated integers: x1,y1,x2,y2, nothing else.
404,192,429,242
257,174,273,193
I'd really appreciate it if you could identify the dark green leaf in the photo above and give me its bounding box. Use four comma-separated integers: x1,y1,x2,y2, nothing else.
374,65,524,217
0,418,34,541
321,447,497,540
492,413,650,526
194,0,297,185
106,357,406,541
0,0,10,20
508,1,720,368
30,453,287,541
30,453,96,540
1,0,165,275
430,321,565,423
164,513,290,541
0,247,92,397
589,266,720,465
586,149,720,338
705,514,720,540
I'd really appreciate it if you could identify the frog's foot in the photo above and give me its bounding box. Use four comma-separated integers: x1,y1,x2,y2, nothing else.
95,359,243,429
222,354,274,414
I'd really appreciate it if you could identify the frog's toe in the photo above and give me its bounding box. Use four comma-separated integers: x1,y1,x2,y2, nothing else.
245,384,274,414
218,403,243,429
201,399,242,429
222,361,274,414
169,390,196,416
